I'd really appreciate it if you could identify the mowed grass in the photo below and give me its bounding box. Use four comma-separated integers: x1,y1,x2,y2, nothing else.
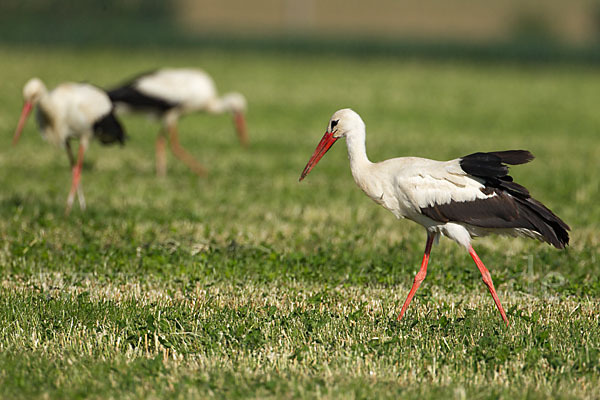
0,45,599,399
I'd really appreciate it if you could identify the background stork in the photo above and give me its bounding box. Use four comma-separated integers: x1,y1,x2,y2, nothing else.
108,68,248,177
13,78,126,215
300,108,570,326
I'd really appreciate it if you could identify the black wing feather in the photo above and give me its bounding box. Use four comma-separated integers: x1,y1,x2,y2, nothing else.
420,150,570,249
108,71,177,113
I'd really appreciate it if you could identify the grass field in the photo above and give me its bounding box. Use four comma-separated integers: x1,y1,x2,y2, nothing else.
0,45,599,399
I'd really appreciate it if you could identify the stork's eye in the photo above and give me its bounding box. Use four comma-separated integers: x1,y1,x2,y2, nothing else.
331,120,339,129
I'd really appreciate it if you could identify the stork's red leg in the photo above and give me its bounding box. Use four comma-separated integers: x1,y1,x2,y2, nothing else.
167,122,207,177
156,133,167,177
65,143,85,215
398,233,435,321
468,246,509,326
65,141,86,210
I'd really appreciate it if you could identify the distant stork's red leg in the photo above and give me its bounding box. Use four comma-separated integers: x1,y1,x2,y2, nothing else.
167,122,207,177
468,246,509,326
156,132,167,177
65,141,86,210
65,143,86,215
398,232,435,321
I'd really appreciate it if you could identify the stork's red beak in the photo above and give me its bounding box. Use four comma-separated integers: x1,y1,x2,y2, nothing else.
299,131,339,181
13,101,33,146
233,111,249,148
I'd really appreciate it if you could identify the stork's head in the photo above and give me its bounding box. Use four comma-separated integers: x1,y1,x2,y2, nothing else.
22,78,46,104
222,92,249,147
327,108,365,139
13,78,47,145
222,92,247,114
299,108,364,181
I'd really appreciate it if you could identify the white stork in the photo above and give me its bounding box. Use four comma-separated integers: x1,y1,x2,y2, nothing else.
300,108,570,326
108,68,248,177
13,77,126,215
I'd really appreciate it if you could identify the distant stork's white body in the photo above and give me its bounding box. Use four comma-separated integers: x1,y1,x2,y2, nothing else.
108,68,248,177
300,109,570,326
13,78,125,215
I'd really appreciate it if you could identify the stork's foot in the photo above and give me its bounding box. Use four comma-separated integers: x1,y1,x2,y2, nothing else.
65,197,74,216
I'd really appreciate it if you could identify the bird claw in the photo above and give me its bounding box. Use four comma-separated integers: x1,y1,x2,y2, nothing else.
64,200,73,216
77,186,86,211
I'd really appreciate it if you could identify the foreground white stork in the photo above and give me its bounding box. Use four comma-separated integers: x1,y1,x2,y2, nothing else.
13,78,126,215
300,108,570,326
108,68,248,177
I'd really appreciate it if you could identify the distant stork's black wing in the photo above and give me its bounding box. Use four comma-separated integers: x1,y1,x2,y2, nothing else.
420,150,570,249
107,71,177,113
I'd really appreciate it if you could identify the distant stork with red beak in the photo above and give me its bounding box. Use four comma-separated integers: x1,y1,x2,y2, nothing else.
13,78,125,215
108,68,248,177
300,108,570,326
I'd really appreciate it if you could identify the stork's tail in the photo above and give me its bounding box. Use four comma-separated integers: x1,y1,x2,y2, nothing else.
93,111,126,146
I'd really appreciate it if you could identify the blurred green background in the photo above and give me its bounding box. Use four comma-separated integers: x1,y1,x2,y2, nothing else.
2,0,600,62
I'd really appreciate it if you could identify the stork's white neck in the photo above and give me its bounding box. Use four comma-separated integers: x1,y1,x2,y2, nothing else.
345,128,372,182
205,97,230,114
205,92,245,115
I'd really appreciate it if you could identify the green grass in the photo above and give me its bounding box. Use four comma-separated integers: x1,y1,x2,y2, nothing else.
0,45,599,399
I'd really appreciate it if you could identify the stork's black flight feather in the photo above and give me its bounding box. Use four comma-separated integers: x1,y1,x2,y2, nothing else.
420,150,570,249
